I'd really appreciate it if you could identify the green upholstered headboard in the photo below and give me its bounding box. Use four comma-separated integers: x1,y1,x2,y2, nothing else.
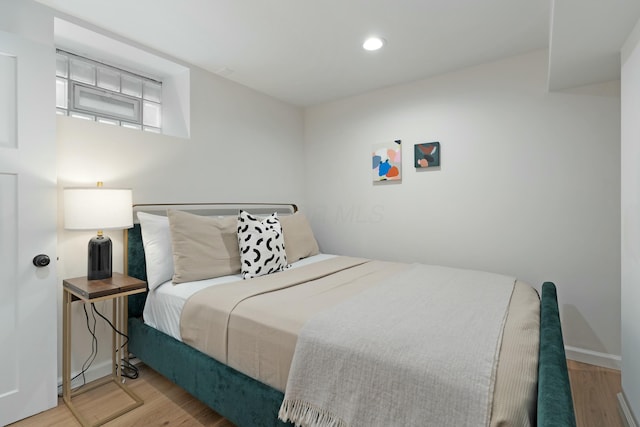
126,223,148,318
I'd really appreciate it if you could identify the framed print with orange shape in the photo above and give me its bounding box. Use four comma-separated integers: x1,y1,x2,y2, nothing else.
414,142,440,168
372,139,401,182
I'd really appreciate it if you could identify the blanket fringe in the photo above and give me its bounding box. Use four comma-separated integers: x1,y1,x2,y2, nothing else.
279,399,347,427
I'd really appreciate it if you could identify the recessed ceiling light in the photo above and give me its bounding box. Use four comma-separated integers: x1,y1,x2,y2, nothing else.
363,37,385,51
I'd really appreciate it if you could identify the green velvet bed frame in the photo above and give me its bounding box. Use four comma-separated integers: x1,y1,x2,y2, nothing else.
125,223,577,427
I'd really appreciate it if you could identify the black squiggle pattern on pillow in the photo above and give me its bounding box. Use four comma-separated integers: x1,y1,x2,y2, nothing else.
237,210,289,279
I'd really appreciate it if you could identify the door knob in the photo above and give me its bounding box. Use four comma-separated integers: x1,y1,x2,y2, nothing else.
33,254,50,267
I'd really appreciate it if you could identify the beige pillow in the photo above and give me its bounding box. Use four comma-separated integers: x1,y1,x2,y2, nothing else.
279,212,320,263
167,210,241,284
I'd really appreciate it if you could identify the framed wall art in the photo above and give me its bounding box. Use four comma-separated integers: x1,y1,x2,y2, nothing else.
372,139,402,182
414,142,440,168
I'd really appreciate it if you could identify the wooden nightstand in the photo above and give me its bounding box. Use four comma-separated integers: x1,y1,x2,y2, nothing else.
62,272,146,427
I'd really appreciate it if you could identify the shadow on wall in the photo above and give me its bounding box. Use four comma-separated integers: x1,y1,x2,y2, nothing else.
561,304,610,355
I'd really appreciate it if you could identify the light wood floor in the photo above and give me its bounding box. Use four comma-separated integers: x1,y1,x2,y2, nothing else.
11,360,622,427
567,360,623,427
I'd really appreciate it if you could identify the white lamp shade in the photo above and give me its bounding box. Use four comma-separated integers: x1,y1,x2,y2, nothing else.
64,188,133,230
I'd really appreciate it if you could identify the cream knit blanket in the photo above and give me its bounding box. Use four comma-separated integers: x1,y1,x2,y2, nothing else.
279,264,515,427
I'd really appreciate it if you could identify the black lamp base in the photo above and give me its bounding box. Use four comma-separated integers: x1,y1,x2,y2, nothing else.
88,234,112,280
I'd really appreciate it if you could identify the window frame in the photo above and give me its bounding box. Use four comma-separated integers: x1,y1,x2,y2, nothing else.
56,49,162,133
71,81,142,123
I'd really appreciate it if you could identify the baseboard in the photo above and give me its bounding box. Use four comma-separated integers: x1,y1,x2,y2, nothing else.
56,359,113,391
565,345,621,370
618,392,639,427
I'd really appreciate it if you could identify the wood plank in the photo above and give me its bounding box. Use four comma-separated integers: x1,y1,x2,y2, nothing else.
567,359,623,427
10,360,621,426
63,273,146,301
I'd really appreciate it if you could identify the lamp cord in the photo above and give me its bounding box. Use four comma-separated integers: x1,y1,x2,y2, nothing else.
57,301,139,396
91,303,139,379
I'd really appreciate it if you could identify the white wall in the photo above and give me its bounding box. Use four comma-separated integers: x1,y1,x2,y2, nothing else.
304,50,622,366
620,17,640,424
0,0,53,46
55,37,305,382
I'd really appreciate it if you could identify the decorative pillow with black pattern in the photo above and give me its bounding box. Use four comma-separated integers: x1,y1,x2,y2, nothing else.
237,210,289,279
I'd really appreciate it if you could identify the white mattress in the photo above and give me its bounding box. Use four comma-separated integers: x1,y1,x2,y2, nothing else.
143,254,337,341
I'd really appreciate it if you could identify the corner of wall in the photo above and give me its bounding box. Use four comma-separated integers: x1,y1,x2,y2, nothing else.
622,17,640,65
621,14,640,425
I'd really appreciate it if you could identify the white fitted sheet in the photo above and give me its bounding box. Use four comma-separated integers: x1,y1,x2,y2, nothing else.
143,254,337,340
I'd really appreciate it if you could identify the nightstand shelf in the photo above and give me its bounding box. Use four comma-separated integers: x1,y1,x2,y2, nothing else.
62,272,146,427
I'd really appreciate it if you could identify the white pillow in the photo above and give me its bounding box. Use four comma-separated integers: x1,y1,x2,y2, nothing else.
237,210,288,279
137,212,174,291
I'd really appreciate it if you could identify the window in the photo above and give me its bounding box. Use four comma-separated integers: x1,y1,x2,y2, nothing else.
56,50,162,133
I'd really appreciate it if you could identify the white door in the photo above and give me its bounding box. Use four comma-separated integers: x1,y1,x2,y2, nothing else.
0,30,58,425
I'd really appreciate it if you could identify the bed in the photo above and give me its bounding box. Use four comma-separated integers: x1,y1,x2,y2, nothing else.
124,203,576,427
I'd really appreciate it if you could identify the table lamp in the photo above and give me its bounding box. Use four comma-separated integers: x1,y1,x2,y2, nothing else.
64,182,133,280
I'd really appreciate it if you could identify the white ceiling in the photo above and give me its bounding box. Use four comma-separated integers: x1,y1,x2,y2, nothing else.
36,0,640,106
548,0,640,91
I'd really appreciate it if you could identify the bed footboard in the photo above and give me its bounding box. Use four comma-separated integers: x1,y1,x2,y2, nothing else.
537,282,576,426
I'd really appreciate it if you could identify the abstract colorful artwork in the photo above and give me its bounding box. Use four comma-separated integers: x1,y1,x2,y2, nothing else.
372,140,402,182
414,142,440,168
